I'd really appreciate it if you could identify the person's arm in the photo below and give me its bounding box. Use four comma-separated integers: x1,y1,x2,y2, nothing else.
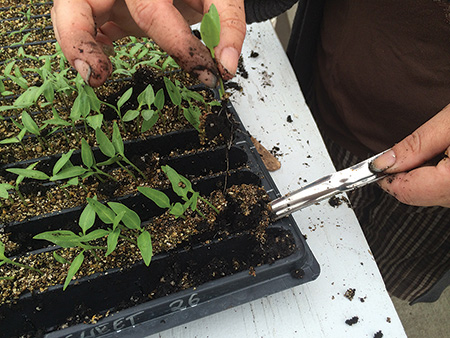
371,104,450,208
51,0,246,87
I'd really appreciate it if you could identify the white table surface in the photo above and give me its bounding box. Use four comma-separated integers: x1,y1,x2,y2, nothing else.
149,21,407,338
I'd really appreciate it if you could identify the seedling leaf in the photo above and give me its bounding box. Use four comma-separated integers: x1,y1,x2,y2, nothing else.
21,111,40,135
137,187,171,209
200,4,221,56
117,87,133,109
163,77,182,106
81,138,95,168
63,251,84,290
33,230,81,248
154,88,165,111
79,203,96,234
0,183,13,199
87,197,115,224
96,128,115,158
137,230,153,266
106,228,120,256
53,150,75,176
123,109,140,122
6,167,50,180
107,202,141,230
50,166,86,181
80,229,109,242
141,113,159,133
53,251,67,264
86,114,103,130
112,122,124,154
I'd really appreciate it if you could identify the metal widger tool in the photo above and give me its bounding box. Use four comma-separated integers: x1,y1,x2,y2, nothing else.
269,152,388,220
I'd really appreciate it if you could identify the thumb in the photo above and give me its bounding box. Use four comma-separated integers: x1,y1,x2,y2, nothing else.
51,1,112,87
371,104,450,173
210,0,246,80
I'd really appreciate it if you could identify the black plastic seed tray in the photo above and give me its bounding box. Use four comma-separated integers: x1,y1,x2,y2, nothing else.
0,98,320,337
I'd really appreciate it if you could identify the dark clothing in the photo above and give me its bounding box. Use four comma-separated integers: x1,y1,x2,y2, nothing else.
286,0,450,302
314,0,450,157
246,0,450,302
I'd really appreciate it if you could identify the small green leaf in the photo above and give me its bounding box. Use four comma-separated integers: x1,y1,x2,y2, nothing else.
141,109,155,121
21,111,40,135
50,166,86,181
0,183,13,199
6,167,50,180
0,241,5,258
112,211,126,230
53,251,67,264
33,230,81,248
117,87,133,109
80,229,109,242
137,230,153,266
53,150,75,176
183,106,201,131
163,77,182,106
190,191,199,211
200,4,221,56
154,88,165,111
86,114,103,130
0,128,26,145
162,165,192,199
81,138,95,169
170,202,187,217
87,197,115,224
84,86,101,113
79,203,96,234
95,128,115,158
123,109,140,122
141,113,159,133
107,202,142,230
63,251,84,290
112,122,124,155
137,84,155,107
106,228,121,256
137,187,171,209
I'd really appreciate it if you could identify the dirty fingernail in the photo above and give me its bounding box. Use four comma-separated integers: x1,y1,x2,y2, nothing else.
370,149,397,173
102,44,116,57
219,47,239,77
193,68,218,88
74,59,91,84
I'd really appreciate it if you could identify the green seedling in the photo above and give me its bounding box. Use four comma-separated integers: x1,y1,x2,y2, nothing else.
0,241,42,278
34,197,153,290
6,162,49,205
163,77,202,131
95,123,147,180
200,4,225,97
0,183,14,207
33,227,109,290
122,84,160,133
138,165,218,219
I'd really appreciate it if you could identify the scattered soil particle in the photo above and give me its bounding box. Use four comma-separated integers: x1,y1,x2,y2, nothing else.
328,195,343,207
345,316,359,326
249,50,259,58
374,330,383,338
225,81,243,92
344,288,356,301
237,56,248,79
286,115,293,123
386,317,391,323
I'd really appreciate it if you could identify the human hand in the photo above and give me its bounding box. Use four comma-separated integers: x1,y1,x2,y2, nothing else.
371,104,450,208
51,0,246,87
